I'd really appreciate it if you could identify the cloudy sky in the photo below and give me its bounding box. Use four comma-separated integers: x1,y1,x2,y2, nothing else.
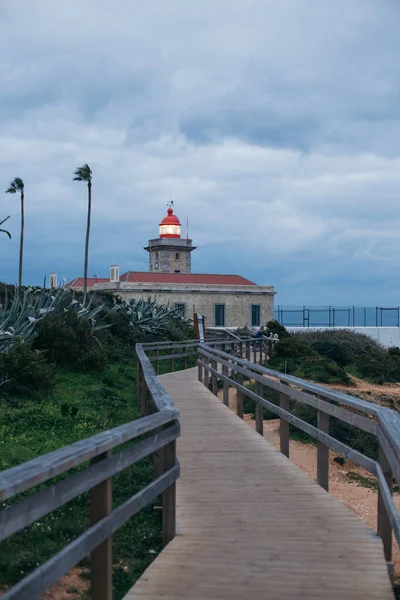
1,0,400,305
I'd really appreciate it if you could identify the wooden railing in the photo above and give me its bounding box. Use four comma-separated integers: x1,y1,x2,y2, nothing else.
0,343,181,600
197,342,400,577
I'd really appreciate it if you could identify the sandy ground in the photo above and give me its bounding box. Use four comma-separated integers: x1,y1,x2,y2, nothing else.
39,569,89,599
218,386,400,581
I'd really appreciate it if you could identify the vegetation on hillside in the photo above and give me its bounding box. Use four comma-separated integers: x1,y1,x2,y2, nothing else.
263,320,400,385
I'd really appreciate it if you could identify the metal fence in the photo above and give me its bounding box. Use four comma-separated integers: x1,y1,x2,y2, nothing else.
274,306,400,328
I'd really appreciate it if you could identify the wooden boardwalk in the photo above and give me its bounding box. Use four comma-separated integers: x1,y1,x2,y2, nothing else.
124,368,394,599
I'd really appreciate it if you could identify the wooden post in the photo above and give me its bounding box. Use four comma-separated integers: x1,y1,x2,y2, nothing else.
317,410,329,491
136,360,143,413
155,349,159,375
246,341,251,361
170,357,174,372
255,380,264,436
378,446,393,566
183,346,188,370
236,371,244,418
222,364,229,406
253,341,257,363
90,452,112,600
279,384,290,458
259,340,263,365
204,357,209,389
162,439,176,546
264,339,269,367
211,360,218,396
198,361,203,382
239,341,243,359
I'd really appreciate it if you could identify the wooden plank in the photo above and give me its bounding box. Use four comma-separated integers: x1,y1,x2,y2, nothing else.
148,351,197,362
1,466,179,600
90,452,112,600
0,424,180,542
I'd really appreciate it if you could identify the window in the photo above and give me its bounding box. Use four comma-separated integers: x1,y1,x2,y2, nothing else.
214,304,225,327
174,303,186,317
175,252,180,260
251,304,261,327
174,269,180,273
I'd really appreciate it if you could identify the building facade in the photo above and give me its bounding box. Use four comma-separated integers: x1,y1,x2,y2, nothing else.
66,206,275,328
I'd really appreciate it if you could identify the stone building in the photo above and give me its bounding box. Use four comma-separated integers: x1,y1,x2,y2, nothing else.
66,206,275,328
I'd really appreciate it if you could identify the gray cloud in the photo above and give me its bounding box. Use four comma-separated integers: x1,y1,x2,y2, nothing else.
1,0,400,304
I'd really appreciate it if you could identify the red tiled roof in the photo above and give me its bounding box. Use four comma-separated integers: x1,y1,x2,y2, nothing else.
65,277,109,288
121,272,256,285
66,273,257,288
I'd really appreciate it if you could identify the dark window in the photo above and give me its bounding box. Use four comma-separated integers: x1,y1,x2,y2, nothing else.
175,253,180,260
174,269,180,273
251,304,261,327
214,304,225,327
174,303,186,317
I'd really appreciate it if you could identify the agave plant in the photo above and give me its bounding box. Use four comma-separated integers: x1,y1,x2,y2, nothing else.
0,286,113,353
114,297,188,339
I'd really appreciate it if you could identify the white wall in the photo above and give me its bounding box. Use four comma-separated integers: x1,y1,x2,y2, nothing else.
287,326,400,348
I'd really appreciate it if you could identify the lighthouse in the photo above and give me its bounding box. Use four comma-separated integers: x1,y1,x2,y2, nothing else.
144,205,196,274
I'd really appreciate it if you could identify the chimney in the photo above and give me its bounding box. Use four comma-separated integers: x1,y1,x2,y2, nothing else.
49,272,57,289
110,264,120,283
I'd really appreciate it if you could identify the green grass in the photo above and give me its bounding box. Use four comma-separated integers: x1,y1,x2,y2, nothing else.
347,471,399,493
0,356,162,600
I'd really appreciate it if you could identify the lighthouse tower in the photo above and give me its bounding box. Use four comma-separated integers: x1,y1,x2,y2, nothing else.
144,205,196,274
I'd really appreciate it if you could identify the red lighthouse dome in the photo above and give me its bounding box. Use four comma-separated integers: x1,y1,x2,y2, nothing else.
159,207,181,238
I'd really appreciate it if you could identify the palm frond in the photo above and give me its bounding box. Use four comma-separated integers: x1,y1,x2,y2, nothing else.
5,177,24,193
73,164,92,182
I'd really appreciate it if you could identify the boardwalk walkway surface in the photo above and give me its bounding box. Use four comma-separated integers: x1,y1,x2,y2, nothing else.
124,368,394,600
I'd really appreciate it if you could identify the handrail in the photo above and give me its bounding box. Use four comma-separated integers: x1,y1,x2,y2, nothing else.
197,339,400,575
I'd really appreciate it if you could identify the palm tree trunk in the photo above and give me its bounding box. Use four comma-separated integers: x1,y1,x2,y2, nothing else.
83,181,92,303
18,190,24,288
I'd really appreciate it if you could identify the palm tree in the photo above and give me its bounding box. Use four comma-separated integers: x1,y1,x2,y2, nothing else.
0,215,11,239
73,164,92,303
6,178,24,287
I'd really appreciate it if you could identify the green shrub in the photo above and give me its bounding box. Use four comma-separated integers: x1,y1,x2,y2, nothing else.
274,336,315,359
388,346,400,358
265,320,290,339
309,339,353,367
353,351,400,384
0,344,55,396
295,329,380,366
293,356,351,385
33,311,103,371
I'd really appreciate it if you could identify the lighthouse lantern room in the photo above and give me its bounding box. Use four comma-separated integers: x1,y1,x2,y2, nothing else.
144,205,196,274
